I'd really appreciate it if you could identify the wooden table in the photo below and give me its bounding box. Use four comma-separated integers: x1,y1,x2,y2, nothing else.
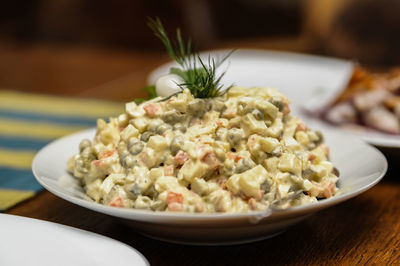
2,42,400,265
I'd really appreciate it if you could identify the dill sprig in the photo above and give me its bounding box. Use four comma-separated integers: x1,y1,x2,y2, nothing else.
147,17,233,99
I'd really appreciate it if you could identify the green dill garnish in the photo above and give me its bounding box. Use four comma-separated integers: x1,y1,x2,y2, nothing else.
147,17,233,99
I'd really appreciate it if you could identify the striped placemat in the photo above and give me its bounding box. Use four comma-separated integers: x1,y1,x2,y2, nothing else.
0,90,124,211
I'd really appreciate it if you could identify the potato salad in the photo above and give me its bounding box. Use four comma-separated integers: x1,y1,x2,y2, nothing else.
67,87,339,213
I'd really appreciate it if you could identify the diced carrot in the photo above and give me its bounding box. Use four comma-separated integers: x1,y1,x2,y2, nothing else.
195,144,211,158
248,198,257,210
92,159,106,167
99,150,116,159
143,103,160,118
174,150,189,165
255,190,264,201
308,154,316,162
202,152,220,170
309,181,335,198
109,196,123,207
226,152,235,160
323,182,335,198
167,192,184,205
234,155,242,163
296,122,307,132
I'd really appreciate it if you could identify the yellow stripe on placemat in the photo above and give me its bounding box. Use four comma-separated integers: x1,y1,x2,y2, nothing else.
0,118,88,140
0,90,124,118
0,189,35,210
0,148,35,169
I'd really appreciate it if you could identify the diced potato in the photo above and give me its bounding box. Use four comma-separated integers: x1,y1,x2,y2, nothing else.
135,196,152,209
310,162,332,179
241,113,268,136
168,97,187,113
295,131,309,146
96,118,107,131
259,137,279,153
139,148,157,168
206,190,232,212
100,174,125,195
238,173,261,198
178,160,208,182
191,178,209,196
147,135,169,151
226,165,268,197
266,118,283,138
99,126,120,145
131,117,148,133
303,179,313,190
309,146,327,164
278,184,291,197
120,124,139,142
263,157,279,173
227,87,247,97
226,173,241,195
91,143,105,157
255,100,278,120
319,161,333,175
149,168,164,182
117,113,129,127
284,137,301,152
86,179,102,202
278,153,302,176
154,176,180,193
126,102,145,118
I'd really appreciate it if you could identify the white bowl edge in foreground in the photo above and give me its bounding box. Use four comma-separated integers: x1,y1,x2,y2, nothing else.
0,213,149,265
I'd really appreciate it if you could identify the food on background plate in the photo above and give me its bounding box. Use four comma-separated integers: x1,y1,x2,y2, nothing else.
67,18,339,213
323,66,400,134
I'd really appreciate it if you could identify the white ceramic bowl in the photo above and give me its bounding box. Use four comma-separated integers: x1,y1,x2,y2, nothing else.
32,125,387,245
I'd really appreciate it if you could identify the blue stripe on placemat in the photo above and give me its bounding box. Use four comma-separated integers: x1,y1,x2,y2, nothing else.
0,90,124,211
0,108,98,127
0,167,42,192
0,136,49,151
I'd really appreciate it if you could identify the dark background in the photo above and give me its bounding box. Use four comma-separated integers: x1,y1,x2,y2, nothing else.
1,0,400,66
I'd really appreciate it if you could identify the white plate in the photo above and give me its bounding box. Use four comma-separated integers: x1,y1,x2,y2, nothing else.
32,127,387,245
0,213,148,266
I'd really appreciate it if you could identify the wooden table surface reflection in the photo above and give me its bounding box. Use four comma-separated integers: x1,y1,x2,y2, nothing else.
2,42,399,265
